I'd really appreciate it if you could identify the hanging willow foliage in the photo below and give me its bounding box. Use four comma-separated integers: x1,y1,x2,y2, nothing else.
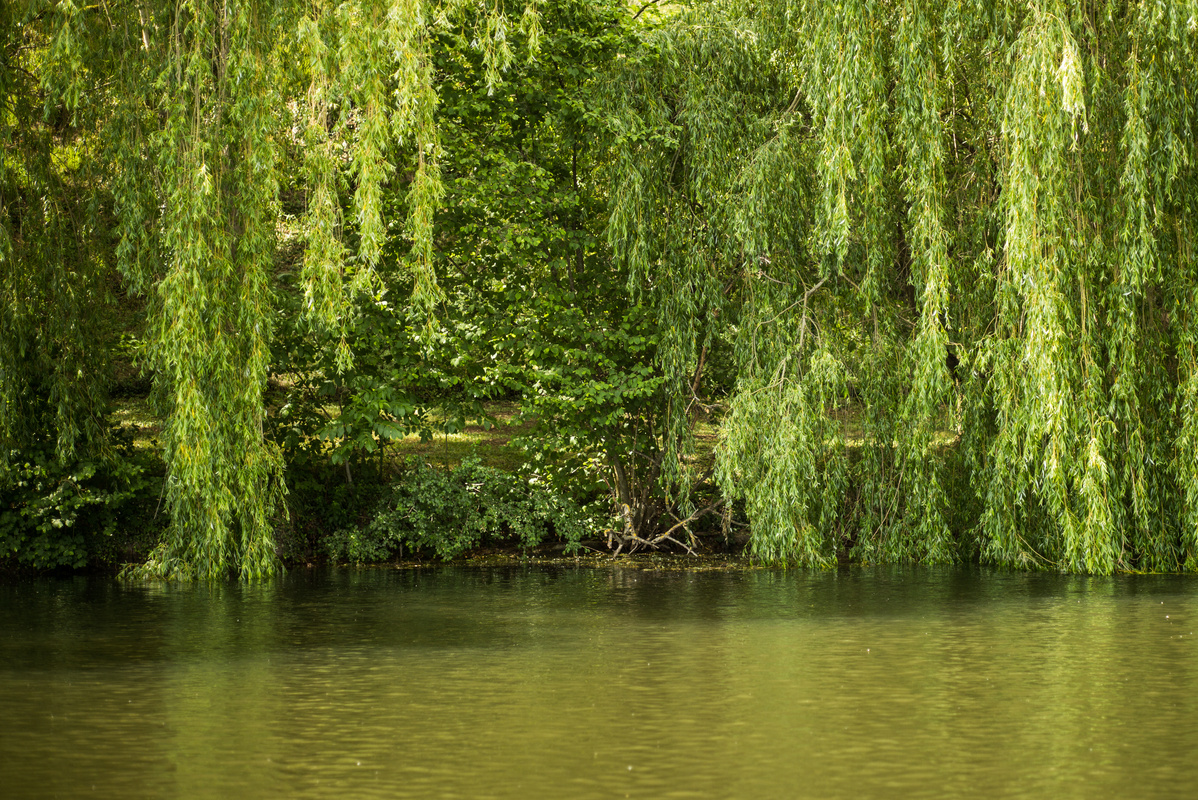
607,0,1198,573
1,2,113,471
2,0,539,578
8,0,1198,576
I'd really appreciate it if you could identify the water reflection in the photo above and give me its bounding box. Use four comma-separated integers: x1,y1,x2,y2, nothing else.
1,567,1197,799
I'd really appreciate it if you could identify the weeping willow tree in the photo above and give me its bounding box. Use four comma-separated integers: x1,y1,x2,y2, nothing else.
2,0,539,578
10,0,1198,577
1,2,113,467
606,0,1198,573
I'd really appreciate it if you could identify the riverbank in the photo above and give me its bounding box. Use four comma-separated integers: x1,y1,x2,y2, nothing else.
1,391,731,576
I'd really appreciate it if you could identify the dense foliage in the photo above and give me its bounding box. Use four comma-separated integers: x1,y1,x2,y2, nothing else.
606,0,1198,573
5,0,1198,576
325,456,586,562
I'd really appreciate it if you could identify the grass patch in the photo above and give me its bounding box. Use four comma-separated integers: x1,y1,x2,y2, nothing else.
110,396,160,450
382,402,532,473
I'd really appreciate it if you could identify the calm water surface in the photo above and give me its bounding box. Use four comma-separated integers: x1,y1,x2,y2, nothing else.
1,566,1196,799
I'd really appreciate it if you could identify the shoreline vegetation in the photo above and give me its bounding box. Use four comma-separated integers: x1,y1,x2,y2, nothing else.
7,386,907,578
8,1,1198,576
2,391,745,578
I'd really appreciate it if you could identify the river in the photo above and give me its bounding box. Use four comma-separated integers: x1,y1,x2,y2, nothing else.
1,565,1196,799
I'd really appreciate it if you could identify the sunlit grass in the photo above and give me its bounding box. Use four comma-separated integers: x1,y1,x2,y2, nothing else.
385,403,531,472
108,396,962,472
110,396,160,450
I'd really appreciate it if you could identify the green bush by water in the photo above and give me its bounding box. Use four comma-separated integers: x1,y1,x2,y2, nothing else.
0,436,158,570
325,457,588,562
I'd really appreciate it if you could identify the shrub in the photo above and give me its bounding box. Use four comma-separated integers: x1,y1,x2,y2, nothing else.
0,440,154,570
325,457,587,562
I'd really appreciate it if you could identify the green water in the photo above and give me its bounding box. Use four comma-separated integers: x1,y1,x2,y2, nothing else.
1,566,1196,799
